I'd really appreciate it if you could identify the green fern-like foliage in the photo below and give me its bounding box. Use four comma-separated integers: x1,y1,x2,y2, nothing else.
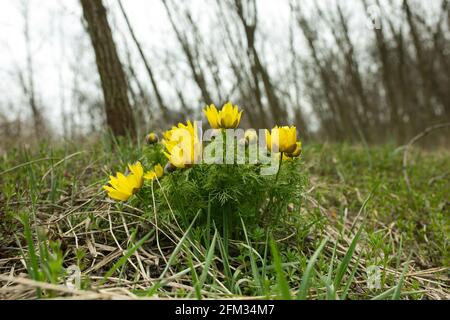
139,141,307,243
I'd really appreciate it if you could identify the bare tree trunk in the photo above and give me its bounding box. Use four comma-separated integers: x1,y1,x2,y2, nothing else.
80,0,136,138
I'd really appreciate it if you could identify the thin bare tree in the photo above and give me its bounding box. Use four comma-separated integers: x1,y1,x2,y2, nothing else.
80,0,136,138
20,0,43,137
117,0,170,123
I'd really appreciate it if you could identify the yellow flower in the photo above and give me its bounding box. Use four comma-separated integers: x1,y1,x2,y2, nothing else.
203,102,243,129
265,126,297,153
203,105,220,129
162,120,199,169
103,162,144,201
144,164,164,181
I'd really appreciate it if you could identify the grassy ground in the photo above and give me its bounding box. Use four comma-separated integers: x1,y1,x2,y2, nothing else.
0,139,448,299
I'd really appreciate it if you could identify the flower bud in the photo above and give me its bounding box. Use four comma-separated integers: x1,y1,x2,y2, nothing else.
286,142,302,158
145,132,159,145
287,203,295,212
164,162,177,173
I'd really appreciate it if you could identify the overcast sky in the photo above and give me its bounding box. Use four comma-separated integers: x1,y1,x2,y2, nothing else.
0,0,296,131
0,0,439,133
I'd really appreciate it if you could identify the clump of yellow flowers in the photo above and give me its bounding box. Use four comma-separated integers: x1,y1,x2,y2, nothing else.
103,102,302,202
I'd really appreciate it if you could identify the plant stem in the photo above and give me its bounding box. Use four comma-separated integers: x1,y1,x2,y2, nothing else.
222,129,226,165
223,206,229,258
265,153,284,224
275,152,283,182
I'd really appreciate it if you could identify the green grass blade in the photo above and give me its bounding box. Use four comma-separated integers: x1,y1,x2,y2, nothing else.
217,232,233,292
334,225,363,289
392,254,412,300
340,253,361,300
186,250,202,300
206,193,211,247
326,283,336,300
240,217,263,296
269,236,291,300
261,231,270,293
160,209,202,279
100,230,153,286
198,228,218,288
19,213,40,282
371,287,396,300
297,237,328,300
147,209,202,295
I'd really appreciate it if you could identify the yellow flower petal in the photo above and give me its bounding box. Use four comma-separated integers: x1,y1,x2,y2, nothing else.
116,172,133,194
128,162,144,188
154,164,164,178
103,185,131,201
144,164,164,181
144,171,157,180
103,162,144,202
128,161,143,178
